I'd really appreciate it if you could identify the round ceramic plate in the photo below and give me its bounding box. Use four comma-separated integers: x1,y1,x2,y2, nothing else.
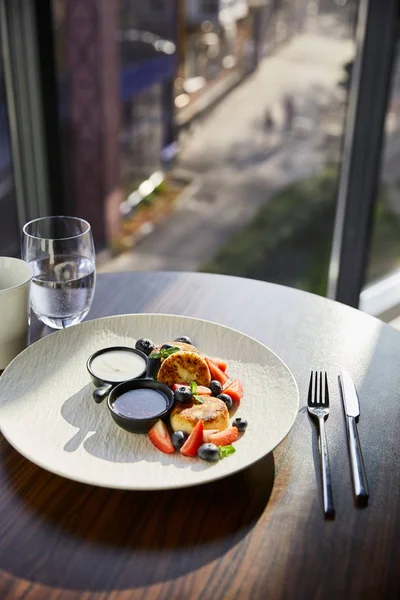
0,314,299,490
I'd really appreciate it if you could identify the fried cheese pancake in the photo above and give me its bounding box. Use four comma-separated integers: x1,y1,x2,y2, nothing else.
157,351,211,387
170,397,229,434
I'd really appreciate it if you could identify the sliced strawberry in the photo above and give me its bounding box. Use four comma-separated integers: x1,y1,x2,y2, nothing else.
181,420,204,457
222,379,232,390
172,383,187,391
205,357,229,385
223,379,244,402
208,427,238,447
203,429,219,443
148,420,175,454
196,386,212,395
210,357,227,372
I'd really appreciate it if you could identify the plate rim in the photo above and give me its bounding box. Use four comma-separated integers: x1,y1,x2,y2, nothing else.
0,313,299,490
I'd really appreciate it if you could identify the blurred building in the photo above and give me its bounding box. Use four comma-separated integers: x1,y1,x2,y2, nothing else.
175,0,262,126
50,0,273,248
52,0,178,246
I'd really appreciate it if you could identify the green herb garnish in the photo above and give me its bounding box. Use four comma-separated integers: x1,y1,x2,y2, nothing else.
149,346,181,359
189,381,204,403
193,395,204,404
218,445,236,459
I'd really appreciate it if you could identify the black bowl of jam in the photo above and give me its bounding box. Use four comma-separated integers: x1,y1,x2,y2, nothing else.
107,378,174,434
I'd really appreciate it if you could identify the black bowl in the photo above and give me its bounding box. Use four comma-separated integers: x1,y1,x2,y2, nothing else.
87,346,148,403
107,378,174,434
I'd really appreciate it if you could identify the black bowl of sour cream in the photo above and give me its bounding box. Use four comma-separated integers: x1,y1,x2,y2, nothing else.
107,378,174,433
87,346,148,403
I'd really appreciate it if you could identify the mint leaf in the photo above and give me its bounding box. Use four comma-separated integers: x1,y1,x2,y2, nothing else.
193,394,204,404
149,346,180,360
190,380,198,394
161,346,180,358
218,445,236,459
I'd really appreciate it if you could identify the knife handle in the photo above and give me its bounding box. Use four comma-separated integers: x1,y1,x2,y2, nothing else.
346,416,369,501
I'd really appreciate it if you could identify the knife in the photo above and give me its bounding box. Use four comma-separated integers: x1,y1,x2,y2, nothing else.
339,368,369,502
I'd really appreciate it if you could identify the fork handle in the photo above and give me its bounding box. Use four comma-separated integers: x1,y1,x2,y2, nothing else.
346,416,369,502
318,417,335,517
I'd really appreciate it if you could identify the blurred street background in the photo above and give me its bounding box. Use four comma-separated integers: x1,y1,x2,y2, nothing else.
3,0,400,296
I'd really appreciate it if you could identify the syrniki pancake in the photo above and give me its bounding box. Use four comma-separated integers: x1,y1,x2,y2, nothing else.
154,341,200,354
170,397,229,434
157,350,211,387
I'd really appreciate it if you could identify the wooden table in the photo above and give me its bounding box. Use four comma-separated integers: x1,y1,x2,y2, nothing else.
1,271,399,599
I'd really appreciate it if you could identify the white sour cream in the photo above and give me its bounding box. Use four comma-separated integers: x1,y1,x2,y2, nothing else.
90,350,146,382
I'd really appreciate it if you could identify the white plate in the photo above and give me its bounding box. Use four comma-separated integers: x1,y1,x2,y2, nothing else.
0,314,299,490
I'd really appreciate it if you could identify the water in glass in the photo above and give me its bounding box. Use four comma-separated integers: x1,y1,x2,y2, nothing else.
30,255,95,329
22,216,96,329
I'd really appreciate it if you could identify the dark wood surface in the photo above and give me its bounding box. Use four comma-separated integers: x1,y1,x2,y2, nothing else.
1,271,400,599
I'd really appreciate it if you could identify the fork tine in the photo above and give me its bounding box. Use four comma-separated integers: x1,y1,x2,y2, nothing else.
308,371,313,404
319,371,323,404
324,371,329,406
312,371,317,404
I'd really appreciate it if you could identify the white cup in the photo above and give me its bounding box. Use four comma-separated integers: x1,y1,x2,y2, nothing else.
0,257,33,371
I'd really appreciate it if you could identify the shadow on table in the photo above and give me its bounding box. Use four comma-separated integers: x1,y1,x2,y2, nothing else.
1,438,276,591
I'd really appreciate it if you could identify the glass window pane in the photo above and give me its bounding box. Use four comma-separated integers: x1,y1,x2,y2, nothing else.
0,27,20,256
365,47,400,285
52,0,359,296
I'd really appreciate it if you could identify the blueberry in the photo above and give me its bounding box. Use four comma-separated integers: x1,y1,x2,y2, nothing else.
172,431,187,450
210,380,222,397
135,338,155,356
174,336,193,345
198,443,219,462
174,386,192,403
161,343,174,351
217,393,233,410
232,417,248,432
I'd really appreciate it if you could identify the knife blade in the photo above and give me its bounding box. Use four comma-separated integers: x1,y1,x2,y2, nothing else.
340,368,360,418
339,368,369,503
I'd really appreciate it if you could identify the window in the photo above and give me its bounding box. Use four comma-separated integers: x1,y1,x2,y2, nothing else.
358,42,400,321
0,24,19,256
366,46,400,286
51,0,359,296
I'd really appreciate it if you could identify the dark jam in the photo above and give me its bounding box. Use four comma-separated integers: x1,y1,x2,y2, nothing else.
112,388,168,419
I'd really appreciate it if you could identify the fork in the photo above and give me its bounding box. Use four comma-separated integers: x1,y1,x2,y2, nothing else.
307,371,335,518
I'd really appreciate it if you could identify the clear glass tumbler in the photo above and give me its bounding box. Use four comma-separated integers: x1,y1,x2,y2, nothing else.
22,216,96,329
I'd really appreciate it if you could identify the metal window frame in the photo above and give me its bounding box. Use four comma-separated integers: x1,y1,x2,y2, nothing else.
0,0,53,229
359,268,400,322
328,0,399,308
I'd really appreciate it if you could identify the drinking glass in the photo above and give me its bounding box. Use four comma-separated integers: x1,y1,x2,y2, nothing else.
22,216,96,329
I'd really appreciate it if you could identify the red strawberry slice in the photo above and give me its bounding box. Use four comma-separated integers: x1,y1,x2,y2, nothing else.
205,357,229,385
181,420,204,457
208,427,238,447
210,358,227,372
223,379,244,402
148,420,175,454
172,383,212,395
203,429,219,443
196,386,212,395
172,383,188,391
